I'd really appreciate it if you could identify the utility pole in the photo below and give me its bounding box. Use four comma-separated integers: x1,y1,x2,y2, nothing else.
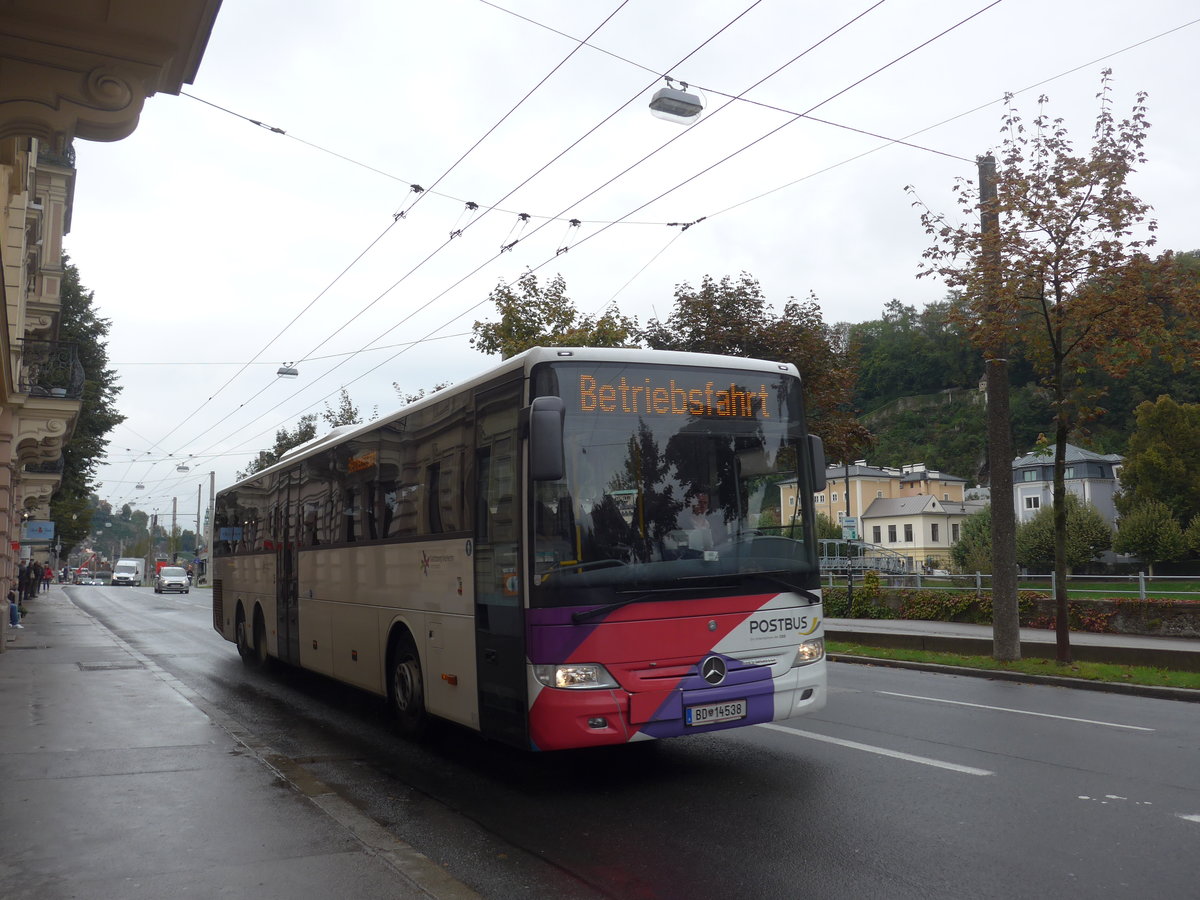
980,154,1020,661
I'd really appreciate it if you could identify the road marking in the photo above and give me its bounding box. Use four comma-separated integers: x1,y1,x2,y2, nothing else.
1179,814,1200,824
757,723,994,776
876,691,1155,732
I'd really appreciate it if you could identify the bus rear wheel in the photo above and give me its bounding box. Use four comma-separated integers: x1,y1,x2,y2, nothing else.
236,607,268,668
389,632,428,738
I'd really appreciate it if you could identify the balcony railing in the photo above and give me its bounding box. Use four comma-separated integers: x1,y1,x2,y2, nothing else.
17,339,85,399
24,457,65,475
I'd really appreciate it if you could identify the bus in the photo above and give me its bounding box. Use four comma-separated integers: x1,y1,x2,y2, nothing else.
212,347,828,751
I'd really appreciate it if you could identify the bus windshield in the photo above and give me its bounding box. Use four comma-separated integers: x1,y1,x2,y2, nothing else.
530,360,819,607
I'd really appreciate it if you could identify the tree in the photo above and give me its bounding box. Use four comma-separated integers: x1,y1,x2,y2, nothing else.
1185,513,1200,555
1015,493,1112,571
48,258,126,557
1115,395,1200,526
815,513,841,540
1113,500,1188,576
642,272,870,462
951,506,993,574
322,388,362,428
911,72,1200,662
238,415,318,479
393,381,450,405
471,271,638,359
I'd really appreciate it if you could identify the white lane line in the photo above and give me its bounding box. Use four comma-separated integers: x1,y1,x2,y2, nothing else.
757,723,994,776
876,691,1155,732
1179,814,1200,824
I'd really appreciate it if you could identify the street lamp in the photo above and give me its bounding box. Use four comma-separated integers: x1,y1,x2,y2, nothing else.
649,83,703,125
276,362,299,378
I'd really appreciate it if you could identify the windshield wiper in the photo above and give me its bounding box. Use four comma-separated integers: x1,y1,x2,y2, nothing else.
571,587,691,624
743,569,821,605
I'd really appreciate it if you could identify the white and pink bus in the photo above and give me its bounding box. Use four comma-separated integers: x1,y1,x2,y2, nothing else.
212,347,827,750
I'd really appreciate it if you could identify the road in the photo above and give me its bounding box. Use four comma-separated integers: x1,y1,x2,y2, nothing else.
70,584,1200,899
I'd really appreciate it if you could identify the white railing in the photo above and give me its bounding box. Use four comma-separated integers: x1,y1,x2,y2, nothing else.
823,571,1200,601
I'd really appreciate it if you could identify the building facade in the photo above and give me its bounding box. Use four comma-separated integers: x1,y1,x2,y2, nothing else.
1,2,221,643
1012,443,1123,526
813,460,968,524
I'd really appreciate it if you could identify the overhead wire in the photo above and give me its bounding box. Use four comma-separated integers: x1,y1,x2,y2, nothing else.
180,0,939,463
126,0,638,491
106,5,1192,500
157,0,786,468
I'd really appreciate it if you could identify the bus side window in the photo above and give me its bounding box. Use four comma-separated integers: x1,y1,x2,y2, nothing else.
426,464,442,534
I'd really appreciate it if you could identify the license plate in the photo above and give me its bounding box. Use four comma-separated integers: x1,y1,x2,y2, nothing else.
686,699,747,726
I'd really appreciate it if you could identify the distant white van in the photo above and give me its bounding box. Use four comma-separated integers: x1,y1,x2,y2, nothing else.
111,558,145,587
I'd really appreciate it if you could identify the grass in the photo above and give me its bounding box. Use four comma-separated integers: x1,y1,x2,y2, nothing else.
826,640,1200,691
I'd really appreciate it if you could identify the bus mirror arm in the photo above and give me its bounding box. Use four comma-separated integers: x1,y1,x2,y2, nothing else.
526,396,566,481
809,434,826,492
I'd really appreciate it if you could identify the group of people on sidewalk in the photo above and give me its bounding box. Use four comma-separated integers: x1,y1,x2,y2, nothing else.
7,558,51,630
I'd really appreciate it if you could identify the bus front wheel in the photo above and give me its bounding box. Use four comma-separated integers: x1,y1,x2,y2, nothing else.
389,632,428,738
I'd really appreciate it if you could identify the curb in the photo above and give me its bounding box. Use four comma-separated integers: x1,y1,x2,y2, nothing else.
829,653,1200,703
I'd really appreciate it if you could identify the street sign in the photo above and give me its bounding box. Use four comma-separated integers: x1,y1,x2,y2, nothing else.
21,520,55,542
841,517,858,541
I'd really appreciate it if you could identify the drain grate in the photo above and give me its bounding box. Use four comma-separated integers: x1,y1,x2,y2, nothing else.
77,661,146,671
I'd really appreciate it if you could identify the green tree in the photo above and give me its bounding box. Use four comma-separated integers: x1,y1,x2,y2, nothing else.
1115,395,1200,526
48,258,126,557
951,506,994,574
911,72,1200,662
815,513,841,540
1015,493,1112,571
322,387,362,428
642,272,869,461
471,271,638,359
1112,500,1188,576
238,415,318,479
1185,513,1200,555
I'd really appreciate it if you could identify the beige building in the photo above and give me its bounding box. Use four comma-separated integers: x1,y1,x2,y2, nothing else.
859,496,982,572
813,461,968,524
2,2,221,641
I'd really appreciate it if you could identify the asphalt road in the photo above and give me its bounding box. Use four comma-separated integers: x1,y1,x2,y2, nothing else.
69,584,1200,899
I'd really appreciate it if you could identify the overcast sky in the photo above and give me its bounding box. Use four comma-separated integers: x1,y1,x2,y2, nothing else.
64,0,1199,519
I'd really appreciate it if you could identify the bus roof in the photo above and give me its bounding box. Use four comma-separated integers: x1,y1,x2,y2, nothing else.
223,346,799,492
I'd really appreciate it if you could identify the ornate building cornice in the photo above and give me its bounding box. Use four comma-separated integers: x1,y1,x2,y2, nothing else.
0,1,222,151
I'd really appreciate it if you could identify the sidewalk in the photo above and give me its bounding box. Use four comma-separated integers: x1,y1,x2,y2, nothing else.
1,585,478,900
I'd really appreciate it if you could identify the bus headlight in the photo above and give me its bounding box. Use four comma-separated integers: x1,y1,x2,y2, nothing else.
792,638,824,666
534,663,619,689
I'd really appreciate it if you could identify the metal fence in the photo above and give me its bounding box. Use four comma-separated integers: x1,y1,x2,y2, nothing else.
823,571,1200,602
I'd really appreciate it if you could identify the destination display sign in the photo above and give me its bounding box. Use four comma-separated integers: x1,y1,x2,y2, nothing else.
577,373,772,419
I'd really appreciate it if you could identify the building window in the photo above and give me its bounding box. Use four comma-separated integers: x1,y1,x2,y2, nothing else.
1023,470,1039,482
943,493,949,500
931,523,940,542
872,525,881,543
831,492,839,504
887,524,897,543
1064,466,1075,479
1025,496,1040,510
952,523,960,542
876,490,883,498
904,523,913,542
817,494,825,503
788,496,796,505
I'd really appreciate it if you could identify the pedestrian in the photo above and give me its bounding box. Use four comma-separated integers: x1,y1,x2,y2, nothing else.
41,565,52,593
27,561,42,602
19,562,35,604
7,589,21,629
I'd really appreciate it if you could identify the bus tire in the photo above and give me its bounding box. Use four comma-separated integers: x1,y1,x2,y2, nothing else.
388,631,428,739
235,607,255,666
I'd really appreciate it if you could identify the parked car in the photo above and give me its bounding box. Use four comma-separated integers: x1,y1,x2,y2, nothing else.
154,566,190,594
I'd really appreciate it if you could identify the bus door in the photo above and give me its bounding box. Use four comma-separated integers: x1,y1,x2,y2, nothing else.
275,467,301,665
473,379,527,747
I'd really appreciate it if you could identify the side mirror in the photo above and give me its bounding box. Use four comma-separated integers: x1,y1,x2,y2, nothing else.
809,434,826,492
528,396,566,481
